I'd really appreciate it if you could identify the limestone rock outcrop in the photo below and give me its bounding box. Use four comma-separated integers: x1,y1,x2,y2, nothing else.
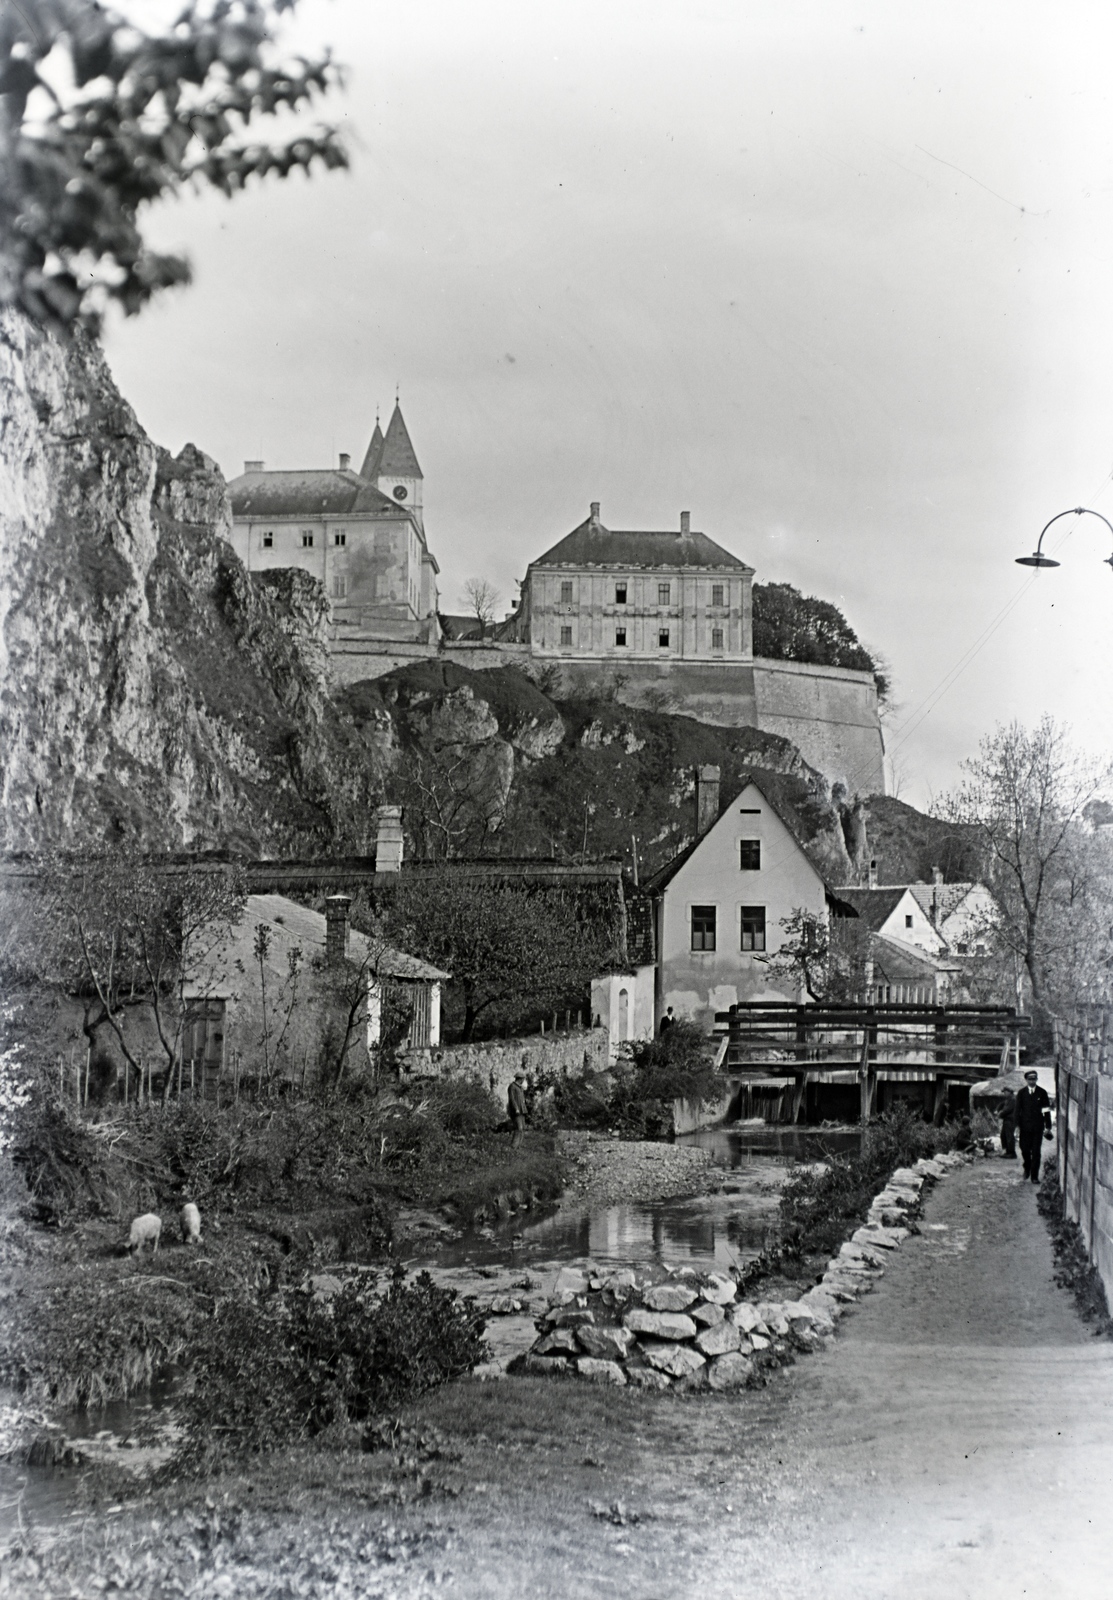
0,312,383,854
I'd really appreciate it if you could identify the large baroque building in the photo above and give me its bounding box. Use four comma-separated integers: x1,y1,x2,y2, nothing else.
227,405,440,645
516,503,753,664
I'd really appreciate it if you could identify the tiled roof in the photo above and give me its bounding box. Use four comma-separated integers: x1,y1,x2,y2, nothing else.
439,614,485,640
533,514,750,571
228,468,406,519
378,404,422,477
184,894,449,995
836,886,910,933
871,933,955,982
906,882,977,922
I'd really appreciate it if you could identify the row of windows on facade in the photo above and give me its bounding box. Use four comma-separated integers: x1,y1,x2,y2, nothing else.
559,624,726,650
559,580,727,607
259,529,348,549
691,904,767,952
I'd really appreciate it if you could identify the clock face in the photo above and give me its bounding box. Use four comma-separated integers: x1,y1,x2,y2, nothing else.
392,485,408,501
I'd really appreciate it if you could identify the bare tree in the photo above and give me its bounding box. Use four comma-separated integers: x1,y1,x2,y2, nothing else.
461,578,502,639
937,718,1113,1015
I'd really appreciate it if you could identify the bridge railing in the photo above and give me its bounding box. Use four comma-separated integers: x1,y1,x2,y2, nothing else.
715,1001,1030,1123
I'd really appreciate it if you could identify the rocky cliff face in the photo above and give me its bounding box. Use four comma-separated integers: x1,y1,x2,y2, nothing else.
0,312,383,854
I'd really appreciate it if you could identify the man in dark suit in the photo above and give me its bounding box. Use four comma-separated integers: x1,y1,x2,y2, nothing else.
1015,1070,1052,1184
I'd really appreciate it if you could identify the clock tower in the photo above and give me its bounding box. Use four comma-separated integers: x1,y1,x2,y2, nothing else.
360,402,423,533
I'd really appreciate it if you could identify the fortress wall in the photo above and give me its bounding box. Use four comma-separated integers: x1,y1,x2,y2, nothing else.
325,637,885,793
751,657,885,793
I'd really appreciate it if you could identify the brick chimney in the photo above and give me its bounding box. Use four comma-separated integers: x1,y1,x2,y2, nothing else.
324,895,351,965
375,805,404,873
696,765,720,835
339,452,350,470
589,501,601,525
680,511,690,534
244,459,264,473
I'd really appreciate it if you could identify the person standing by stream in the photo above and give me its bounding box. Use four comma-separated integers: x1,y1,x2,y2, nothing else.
1015,1070,1052,1184
508,1071,528,1149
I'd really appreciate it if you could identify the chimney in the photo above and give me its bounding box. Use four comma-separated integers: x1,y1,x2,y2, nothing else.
932,865,943,885
244,459,264,473
375,804,404,873
339,452,351,471
696,765,720,836
680,511,690,534
324,895,351,966
931,864,943,923
868,858,878,889
589,501,601,524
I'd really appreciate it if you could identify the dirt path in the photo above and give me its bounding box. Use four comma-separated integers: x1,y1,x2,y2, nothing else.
685,1149,1113,1599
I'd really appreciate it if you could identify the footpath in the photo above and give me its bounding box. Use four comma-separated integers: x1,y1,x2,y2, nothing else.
692,1147,1113,1600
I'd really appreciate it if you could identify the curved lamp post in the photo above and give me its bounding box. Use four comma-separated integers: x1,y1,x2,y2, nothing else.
1015,506,1113,570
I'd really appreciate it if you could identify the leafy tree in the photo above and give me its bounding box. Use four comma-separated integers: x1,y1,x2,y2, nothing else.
379,877,615,1041
0,0,346,334
752,582,890,701
27,855,245,1094
938,718,1113,1016
757,906,873,1002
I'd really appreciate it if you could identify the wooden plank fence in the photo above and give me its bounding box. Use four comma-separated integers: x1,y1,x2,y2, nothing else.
1055,1007,1113,1303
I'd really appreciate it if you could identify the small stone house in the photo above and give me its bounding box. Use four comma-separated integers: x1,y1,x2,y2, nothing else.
180,893,449,1093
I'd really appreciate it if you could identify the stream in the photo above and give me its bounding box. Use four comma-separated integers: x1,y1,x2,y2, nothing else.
1,1124,860,1533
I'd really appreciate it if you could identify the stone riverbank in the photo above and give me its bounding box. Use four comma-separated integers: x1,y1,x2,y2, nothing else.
516,1150,976,1391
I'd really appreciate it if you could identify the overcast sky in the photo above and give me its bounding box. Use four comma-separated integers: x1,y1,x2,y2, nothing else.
102,0,1113,809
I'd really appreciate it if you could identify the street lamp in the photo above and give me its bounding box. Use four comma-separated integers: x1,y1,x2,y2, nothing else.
1015,506,1113,570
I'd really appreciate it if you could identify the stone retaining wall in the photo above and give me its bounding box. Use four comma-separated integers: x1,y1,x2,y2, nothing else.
399,1026,609,1104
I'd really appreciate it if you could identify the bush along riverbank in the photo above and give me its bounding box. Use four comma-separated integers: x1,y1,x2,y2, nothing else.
515,1124,981,1392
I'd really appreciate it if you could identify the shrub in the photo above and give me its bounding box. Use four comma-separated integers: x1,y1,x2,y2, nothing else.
553,1021,727,1138
174,1265,488,1470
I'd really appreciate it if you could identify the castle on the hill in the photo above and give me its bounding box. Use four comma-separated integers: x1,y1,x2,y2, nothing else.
228,412,886,793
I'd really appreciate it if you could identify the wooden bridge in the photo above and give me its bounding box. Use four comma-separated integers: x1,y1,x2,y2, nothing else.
714,1001,1031,1124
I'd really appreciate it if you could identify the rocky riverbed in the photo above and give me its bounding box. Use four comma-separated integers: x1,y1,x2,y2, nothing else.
556,1131,718,1206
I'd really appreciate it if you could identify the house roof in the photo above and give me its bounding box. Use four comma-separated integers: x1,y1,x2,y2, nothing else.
439,613,485,640
532,512,751,572
377,404,422,478
836,886,911,934
643,772,850,903
360,420,385,479
228,468,409,520
906,882,980,923
871,933,957,983
183,894,449,998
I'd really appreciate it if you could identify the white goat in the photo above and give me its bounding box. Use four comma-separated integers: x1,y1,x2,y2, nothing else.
127,1213,162,1255
179,1202,201,1245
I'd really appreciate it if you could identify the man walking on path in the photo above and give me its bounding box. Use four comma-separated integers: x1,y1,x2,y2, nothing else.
508,1071,527,1149
1015,1068,1052,1182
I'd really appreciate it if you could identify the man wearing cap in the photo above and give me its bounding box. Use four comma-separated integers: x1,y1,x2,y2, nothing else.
1015,1070,1052,1184
508,1071,528,1149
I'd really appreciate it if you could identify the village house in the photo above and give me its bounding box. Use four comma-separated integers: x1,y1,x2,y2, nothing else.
227,403,441,645
180,892,449,1095
641,766,855,1026
838,876,999,1004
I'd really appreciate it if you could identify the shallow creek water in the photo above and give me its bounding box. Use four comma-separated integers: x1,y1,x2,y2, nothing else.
1,1125,859,1531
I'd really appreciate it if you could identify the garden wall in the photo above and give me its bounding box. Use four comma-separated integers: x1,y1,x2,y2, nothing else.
1056,1009,1113,1305
398,1024,609,1104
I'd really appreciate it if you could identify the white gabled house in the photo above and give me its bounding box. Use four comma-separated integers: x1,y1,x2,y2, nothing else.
643,767,852,1027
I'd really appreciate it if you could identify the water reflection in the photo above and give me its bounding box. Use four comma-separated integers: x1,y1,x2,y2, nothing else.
421,1124,862,1275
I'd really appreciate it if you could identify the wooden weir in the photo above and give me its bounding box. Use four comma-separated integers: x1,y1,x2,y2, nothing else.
714,1002,1030,1125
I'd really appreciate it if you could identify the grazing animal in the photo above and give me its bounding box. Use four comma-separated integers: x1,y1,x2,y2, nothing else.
180,1202,201,1245
127,1213,162,1255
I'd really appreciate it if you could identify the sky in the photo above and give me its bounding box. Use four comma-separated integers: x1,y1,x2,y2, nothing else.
101,0,1113,809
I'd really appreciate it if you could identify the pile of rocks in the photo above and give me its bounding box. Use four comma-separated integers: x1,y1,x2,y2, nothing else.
518,1149,975,1392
